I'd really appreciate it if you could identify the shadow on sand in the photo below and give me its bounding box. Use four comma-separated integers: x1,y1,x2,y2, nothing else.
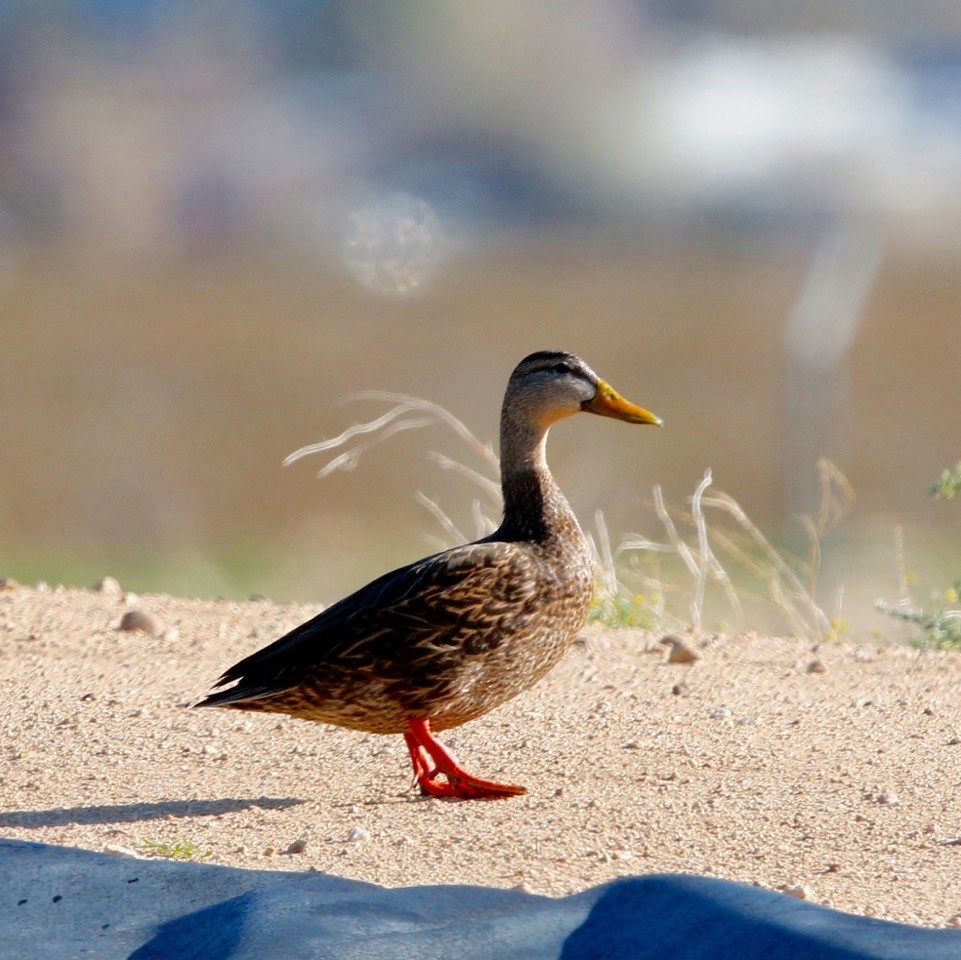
0,797,302,829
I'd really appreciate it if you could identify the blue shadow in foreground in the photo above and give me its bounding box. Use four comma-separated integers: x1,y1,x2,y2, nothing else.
2,839,959,960
559,875,961,960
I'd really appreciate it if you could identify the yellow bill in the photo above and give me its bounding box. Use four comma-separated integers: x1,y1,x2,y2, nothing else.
582,379,662,426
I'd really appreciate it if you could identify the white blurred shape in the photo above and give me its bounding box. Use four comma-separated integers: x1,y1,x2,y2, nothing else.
341,192,446,296
782,219,882,519
644,38,908,188
784,220,882,368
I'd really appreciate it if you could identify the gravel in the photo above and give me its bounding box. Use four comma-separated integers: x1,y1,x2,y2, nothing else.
2,584,961,927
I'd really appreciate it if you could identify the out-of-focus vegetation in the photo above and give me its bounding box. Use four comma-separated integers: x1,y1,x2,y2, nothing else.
876,465,961,648
3,2,960,638
929,464,961,501
286,390,861,640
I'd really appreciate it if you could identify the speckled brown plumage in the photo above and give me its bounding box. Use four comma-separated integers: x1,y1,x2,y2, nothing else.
196,350,661,799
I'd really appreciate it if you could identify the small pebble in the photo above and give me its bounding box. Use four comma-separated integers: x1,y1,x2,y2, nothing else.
119,610,160,636
286,838,308,855
779,884,811,900
667,639,700,664
709,708,731,719
347,827,370,843
875,792,900,806
621,740,639,750
671,683,690,697
948,915,961,929
0,577,19,591
807,659,827,674
92,576,123,596
262,847,276,857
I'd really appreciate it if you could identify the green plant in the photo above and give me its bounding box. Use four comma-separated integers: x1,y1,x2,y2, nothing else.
929,462,961,500
140,838,213,861
876,588,961,649
876,466,961,648
588,592,660,629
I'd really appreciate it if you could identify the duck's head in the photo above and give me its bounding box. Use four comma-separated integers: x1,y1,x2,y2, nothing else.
506,350,662,431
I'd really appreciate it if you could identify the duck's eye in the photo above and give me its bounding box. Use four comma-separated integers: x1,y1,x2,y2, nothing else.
552,362,572,375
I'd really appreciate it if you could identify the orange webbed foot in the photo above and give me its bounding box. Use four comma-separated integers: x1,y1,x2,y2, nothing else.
403,718,526,800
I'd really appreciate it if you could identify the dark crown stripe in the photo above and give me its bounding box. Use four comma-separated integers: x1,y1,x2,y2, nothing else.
519,350,578,367
513,351,597,384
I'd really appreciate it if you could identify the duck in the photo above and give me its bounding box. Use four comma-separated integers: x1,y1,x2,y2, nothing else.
196,350,661,799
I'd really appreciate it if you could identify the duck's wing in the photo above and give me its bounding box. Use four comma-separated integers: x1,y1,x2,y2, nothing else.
195,539,542,707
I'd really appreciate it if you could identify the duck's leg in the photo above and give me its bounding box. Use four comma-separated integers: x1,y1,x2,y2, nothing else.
404,717,526,799
403,732,436,787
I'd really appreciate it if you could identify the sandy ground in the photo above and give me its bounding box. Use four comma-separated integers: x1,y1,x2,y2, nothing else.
2,580,961,929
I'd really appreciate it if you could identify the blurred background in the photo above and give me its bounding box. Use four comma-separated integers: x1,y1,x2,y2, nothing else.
2,0,959,636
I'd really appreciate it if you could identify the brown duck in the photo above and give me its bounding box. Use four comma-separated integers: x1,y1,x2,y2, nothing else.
196,351,661,799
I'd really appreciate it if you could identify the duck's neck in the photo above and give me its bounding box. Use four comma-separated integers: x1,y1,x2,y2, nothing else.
497,416,576,543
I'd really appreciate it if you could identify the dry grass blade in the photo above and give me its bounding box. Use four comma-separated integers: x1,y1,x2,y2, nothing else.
351,391,499,468
816,457,856,531
619,474,742,631
315,418,435,478
616,535,674,555
653,485,700,579
767,575,811,637
691,472,743,629
471,499,497,539
427,452,501,502
702,491,831,637
283,404,425,466
415,492,467,547
690,470,713,629
894,524,908,602
284,393,504,550
593,510,619,602
802,457,856,598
